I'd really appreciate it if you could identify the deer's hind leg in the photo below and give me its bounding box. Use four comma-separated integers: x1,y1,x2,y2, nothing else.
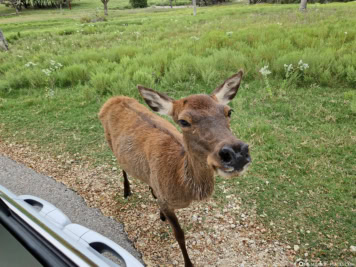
123,170,131,198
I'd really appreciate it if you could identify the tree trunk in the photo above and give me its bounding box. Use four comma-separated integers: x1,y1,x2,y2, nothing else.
104,1,108,16
300,0,307,11
0,30,9,51
170,0,172,8
192,0,197,16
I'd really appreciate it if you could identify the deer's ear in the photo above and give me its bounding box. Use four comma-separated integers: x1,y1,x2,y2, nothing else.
211,70,243,105
138,86,174,115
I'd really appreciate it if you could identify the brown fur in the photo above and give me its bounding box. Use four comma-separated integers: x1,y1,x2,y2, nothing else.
99,71,247,267
99,96,213,209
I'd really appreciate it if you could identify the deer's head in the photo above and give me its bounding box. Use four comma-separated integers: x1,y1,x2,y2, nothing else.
138,70,251,178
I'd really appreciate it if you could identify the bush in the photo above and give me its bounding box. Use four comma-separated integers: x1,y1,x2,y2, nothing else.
130,0,147,8
90,72,113,96
57,64,89,86
250,0,353,3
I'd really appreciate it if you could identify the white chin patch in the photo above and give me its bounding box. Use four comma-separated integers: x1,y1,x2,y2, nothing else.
215,163,250,178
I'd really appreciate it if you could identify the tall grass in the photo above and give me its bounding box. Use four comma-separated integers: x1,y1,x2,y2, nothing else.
1,2,356,98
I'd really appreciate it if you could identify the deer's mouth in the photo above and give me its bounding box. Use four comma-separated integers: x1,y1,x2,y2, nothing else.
207,151,251,178
214,164,250,178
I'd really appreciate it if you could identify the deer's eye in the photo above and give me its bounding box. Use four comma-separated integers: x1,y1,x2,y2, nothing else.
178,120,191,127
227,109,234,118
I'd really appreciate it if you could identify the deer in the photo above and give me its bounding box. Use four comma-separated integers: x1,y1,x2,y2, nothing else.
98,70,251,267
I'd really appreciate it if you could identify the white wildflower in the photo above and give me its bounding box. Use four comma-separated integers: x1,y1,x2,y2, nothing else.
25,62,37,67
42,69,52,76
259,65,271,76
345,32,348,35
48,89,55,98
284,63,294,73
226,32,233,36
298,60,309,71
191,36,200,41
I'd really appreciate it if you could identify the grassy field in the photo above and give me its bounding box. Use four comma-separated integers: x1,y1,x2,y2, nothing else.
1,0,355,264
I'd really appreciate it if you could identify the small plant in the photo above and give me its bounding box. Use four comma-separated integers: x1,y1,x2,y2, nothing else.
42,60,63,99
130,0,147,8
24,62,37,68
259,65,272,96
282,60,309,89
80,9,107,24
344,90,356,113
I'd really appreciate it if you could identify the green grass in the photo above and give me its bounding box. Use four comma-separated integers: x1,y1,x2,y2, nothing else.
0,0,355,264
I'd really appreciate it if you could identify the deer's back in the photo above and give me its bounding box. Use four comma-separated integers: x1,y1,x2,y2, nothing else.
99,96,184,186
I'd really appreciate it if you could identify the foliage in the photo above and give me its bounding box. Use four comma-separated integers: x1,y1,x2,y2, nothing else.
0,0,72,10
101,0,109,16
80,9,107,22
129,0,147,8
251,0,353,3
197,0,229,6
259,65,272,96
1,0,21,13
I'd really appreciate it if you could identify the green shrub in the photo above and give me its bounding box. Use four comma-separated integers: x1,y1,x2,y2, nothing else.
90,72,113,96
346,66,356,86
250,0,353,3
80,16,92,24
58,64,89,86
27,68,48,89
344,90,356,113
130,0,148,8
6,70,31,90
0,80,10,95
58,28,76,36
132,68,155,88
200,31,230,50
164,55,201,87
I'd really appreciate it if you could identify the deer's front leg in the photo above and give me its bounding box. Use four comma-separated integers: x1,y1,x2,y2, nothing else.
149,187,166,221
123,170,131,198
161,208,193,267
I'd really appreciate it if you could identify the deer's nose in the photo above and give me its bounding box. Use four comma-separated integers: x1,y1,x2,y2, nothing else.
219,143,251,170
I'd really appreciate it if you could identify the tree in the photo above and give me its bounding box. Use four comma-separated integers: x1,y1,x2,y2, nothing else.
101,0,109,16
0,29,9,51
192,0,197,16
300,0,307,11
2,0,22,14
56,0,64,12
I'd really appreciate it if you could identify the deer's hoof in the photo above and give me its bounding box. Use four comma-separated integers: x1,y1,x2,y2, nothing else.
124,191,132,199
160,211,166,221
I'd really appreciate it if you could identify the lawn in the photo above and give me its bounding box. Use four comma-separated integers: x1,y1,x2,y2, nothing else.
0,0,355,265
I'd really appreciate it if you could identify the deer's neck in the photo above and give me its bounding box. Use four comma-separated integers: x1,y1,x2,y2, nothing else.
182,152,215,201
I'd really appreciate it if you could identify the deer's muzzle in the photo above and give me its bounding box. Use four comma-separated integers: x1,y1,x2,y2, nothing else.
208,141,251,178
